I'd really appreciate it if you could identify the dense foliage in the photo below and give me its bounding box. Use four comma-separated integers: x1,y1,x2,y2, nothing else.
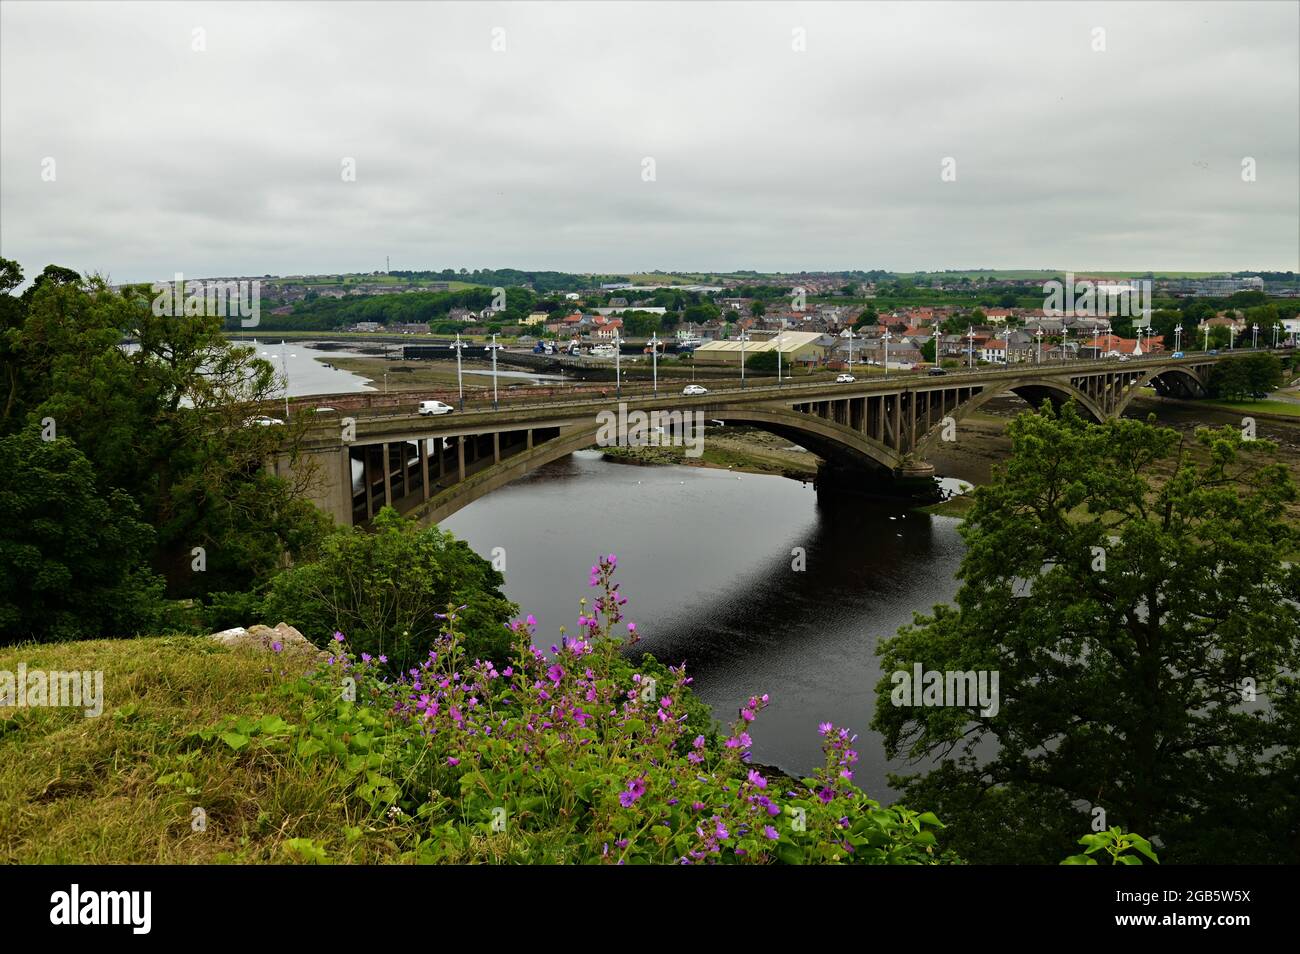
874,403,1300,864
261,507,516,669
0,431,163,641
1206,352,1282,400
0,258,329,641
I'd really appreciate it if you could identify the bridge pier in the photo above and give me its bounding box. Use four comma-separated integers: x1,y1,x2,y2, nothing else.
814,459,942,504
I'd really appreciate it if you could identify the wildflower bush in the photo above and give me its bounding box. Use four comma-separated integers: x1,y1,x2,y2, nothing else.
189,556,952,864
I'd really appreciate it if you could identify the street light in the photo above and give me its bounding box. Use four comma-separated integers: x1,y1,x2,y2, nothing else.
1174,325,1182,353
1204,324,1211,352
1003,325,1011,365
1035,326,1044,364
846,326,856,371
484,333,503,409
260,343,296,419
1229,325,1236,350
613,332,622,397
1252,323,1259,349
449,333,468,409
738,329,749,390
1061,325,1070,365
966,327,976,369
776,330,783,383
883,329,893,378
648,333,660,396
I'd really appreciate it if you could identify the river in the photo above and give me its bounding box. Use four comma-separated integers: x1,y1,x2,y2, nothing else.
441,450,969,799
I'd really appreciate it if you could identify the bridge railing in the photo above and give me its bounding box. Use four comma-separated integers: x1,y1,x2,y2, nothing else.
292,347,1292,428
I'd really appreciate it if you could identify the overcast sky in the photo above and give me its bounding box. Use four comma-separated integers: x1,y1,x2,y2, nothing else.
1,1,1297,282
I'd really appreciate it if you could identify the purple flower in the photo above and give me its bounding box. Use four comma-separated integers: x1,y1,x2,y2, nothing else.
447,757,460,767
747,769,767,789
764,825,780,841
818,721,834,736
271,641,283,653
333,631,345,643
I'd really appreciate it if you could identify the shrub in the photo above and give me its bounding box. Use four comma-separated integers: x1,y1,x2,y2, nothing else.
260,507,515,669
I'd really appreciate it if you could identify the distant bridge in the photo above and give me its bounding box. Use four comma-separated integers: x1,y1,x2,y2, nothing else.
273,350,1284,526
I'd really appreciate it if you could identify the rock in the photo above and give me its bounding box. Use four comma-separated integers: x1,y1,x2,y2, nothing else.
208,622,327,660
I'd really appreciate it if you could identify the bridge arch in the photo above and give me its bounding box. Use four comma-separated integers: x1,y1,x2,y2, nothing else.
1114,365,1207,415
411,403,903,524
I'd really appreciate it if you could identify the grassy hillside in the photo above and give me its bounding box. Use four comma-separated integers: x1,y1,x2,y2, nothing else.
0,637,384,864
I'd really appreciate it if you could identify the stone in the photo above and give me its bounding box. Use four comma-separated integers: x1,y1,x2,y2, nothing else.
207,622,328,660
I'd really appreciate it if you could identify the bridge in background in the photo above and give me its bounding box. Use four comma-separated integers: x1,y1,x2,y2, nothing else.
273,350,1283,527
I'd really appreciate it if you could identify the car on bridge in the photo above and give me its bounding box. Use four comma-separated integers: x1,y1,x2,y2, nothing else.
835,373,856,383
1171,352,1184,358
928,367,948,376
418,400,455,416
246,415,284,427
682,384,709,396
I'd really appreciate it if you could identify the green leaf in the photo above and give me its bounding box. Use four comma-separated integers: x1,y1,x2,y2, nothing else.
219,731,250,751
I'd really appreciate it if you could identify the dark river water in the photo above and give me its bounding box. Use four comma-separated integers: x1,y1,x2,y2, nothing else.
441,450,968,799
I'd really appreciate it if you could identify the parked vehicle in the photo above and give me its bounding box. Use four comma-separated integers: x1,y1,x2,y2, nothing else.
682,384,708,396
246,415,284,427
417,400,454,416
532,341,547,354
835,373,856,383
1171,351,1185,358
928,367,948,376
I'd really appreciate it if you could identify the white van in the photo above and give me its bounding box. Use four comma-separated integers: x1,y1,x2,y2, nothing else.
418,400,454,416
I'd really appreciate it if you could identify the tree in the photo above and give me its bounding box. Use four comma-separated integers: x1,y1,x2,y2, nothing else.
854,303,877,329
744,351,780,374
750,301,766,318
920,337,937,363
0,430,164,642
873,403,1300,864
1209,353,1280,400
261,508,516,669
3,265,329,597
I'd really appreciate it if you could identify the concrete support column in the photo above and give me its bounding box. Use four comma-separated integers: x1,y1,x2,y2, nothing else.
493,432,500,464
383,441,393,507
457,436,466,482
421,438,430,501
365,445,375,520
527,428,534,450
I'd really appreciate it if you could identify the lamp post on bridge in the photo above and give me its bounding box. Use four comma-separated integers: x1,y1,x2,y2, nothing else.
260,343,296,419
449,333,468,410
1035,326,1044,365
846,326,856,372
1204,324,1210,352
738,330,749,390
613,332,622,398
883,329,892,379
1229,325,1236,350
648,333,661,396
776,330,784,383
483,333,503,410
966,326,975,369
1174,325,1182,354
1252,323,1259,349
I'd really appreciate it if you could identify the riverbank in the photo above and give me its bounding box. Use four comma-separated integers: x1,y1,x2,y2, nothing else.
599,425,820,479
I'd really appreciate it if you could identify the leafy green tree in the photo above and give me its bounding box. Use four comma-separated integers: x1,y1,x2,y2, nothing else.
1208,353,1280,400
873,403,1300,864
854,303,877,329
3,264,328,597
261,508,516,669
0,431,164,642
744,350,780,373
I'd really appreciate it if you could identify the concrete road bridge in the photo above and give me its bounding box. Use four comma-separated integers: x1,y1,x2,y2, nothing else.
273,350,1282,527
